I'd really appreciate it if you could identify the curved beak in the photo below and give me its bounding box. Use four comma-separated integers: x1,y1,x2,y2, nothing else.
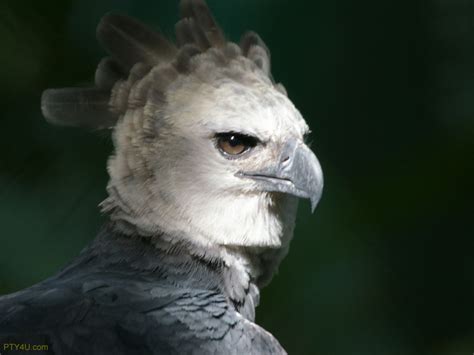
239,138,324,212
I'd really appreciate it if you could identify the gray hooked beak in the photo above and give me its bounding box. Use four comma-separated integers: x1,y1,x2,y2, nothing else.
239,138,324,212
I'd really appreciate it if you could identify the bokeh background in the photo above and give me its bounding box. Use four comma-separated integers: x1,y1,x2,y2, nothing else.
1,0,473,354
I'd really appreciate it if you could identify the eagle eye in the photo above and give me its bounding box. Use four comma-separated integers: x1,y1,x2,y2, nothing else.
216,133,258,157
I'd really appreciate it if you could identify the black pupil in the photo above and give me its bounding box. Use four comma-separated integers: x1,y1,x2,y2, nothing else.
229,135,242,147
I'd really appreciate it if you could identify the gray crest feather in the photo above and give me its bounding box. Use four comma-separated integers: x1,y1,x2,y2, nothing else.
144,66,180,115
109,62,152,113
275,83,288,96
179,0,225,47
174,44,203,73
240,31,270,58
240,31,271,76
175,18,196,48
41,88,118,129
41,0,278,130
97,13,177,70
175,18,211,50
95,57,126,90
248,45,271,75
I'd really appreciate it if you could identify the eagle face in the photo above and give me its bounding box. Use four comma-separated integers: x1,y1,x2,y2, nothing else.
162,72,311,190
109,58,323,249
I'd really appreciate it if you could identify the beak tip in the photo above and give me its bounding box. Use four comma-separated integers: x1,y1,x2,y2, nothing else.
309,181,323,213
310,194,321,213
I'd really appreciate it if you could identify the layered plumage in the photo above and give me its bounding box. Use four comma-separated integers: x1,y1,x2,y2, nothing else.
0,227,283,354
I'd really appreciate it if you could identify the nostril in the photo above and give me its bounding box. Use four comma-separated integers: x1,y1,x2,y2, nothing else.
281,155,290,164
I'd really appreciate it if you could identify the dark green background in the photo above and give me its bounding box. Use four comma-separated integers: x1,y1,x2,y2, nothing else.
1,0,473,354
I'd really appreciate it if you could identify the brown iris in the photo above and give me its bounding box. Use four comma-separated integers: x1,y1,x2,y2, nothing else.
216,133,258,156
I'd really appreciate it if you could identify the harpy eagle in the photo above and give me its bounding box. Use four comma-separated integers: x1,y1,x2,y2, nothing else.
0,1,323,354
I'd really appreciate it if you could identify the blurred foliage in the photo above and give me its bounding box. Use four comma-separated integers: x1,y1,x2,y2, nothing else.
0,0,473,354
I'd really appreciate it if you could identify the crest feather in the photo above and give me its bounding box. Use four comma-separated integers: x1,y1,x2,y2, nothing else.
97,13,177,70
41,0,280,130
41,88,118,129
179,0,225,47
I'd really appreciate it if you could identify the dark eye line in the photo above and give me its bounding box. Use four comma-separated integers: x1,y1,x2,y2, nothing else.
215,132,260,145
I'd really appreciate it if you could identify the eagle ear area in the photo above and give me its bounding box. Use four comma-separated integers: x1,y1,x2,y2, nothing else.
41,88,119,130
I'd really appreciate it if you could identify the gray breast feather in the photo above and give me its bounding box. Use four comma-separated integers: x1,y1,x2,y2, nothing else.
0,276,285,354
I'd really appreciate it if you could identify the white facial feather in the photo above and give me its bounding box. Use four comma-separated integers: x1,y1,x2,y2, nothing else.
102,52,309,280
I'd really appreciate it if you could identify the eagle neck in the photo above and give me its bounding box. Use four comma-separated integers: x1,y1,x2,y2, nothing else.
95,222,263,321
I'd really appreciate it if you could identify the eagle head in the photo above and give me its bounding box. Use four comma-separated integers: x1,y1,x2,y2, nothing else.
41,0,323,280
